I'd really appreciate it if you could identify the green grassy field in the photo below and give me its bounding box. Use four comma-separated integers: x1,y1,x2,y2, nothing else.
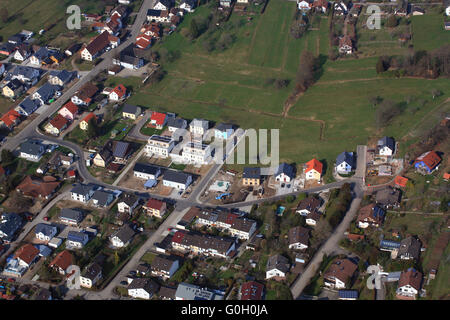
411,13,450,51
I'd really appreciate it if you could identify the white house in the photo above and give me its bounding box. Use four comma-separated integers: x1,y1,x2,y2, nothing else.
189,118,209,136
335,151,355,174
265,255,290,281
70,184,95,203
180,0,195,12
79,262,102,289
110,224,135,248
297,0,311,10
274,163,295,183
377,136,395,157
145,135,175,158
35,224,57,242
163,170,193,190
67,231,89,249
181,143,213,165
396,268,422,300
128,278,159,300
133,163,162,180
154,0,172,10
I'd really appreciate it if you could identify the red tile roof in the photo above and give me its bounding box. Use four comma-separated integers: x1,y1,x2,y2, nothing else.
150,112,166,126
145,198,165,211
135,37,152,49
347,233,365,241
240,281,264,300
85,31,110,56
0,109,21,128
49,114,68,130
16,175,60,198
50,250,74,272
323,258,357,284
394,176,409,187
14,244,39,265
398,268,422,291
305,158,323,174
414,151,441,171
111,84,126,98
444,173,450,180
60,101,78,115
172,231,186,244
82,112,97,123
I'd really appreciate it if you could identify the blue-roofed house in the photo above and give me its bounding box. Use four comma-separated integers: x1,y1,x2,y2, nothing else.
379,239,401,252
35,223,58,242
10,65,40,85
15,97,41,116
32,83,59,105
67,231,89,248
338,290,358,300
30,47,52,66
357,203,385,229
335,151,355,174
274,163,296,183
377,136,396,157
36,245,52,257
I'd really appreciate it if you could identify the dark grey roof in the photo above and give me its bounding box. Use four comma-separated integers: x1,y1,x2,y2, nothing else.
275,163,295,179
121,54,142,66
215,123,234,132
336,151,355,167
35,83,58,101
122,104,140,114
82,262,102,281
11,66,40,80
147,9,163,17
35,223,57,237
128,278,160,294
6,79,25,90
133,163,160,175
243,167,261,179
33,47,51,60
60,208,84,222
112,141,130,159
0,42,16,53
159,286,176,299
19,140,44,156
375,187,401,207
0,213,22,241
49,70,76,83
398,236,421,260
377,136,395,151
18,98,40,114
92,190,113,206
68,230,88,243
118,193,140,207
151,255,179,272
157,0,173,8
167,117,187,129
113,224,135,243
163,170,192,184
70,184,95,196
266,254,290,273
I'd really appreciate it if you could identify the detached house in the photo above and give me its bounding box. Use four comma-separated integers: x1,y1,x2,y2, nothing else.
49,250,74,275
2,79,25,98
163,170,193,190
357,204,385,229
154,0,173,10
143,198,167,218
288,226,310,250
48,70,77,87
117,193,141,214
15,98,41,117
70,184,96,203
80,262,102,289
274,163,295,183
305,158,323,181
122,104,141,120
150,255,180,279
189,118,209,136
128,278,160,300
44,114,69,135
80,112,97,130
296,197,321,216
149,111,167,129
110,224,135,248
242,167,261,186
167,117,187,132
266,254,290,281
180,0,196,12
397,236,421,261
0,213,23,243
60,208,85,226
145,135,174,157
91,189,115,208
19,140,45,161
146,9,171,23
133,163,162,180
67,231,89,248
108,84,127,101
323,258,357,289
396,268,422,300
335,151,355,174
377,136,396,157
13,44,32,61
32,83,59,105
10,65,40,85
0,109,21,130
30,47,52,66
71,82,99,106
16,175,60,199
35,224,58,242
58,101,79,121
240,281,264,300
14,244,40,268
413,151,441,174
81,31,119,61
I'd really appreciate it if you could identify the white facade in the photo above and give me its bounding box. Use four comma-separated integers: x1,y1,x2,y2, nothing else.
379,146,394,156
133,170,160,181
163,175,192,190
20,151,43,162
128,288,152,300
80,48,93,61
181,143,212,165
275,172,292,183
35,231,56,242
266,268,286,280
396,285,418,298
324,276,346,289
110,236,126,248
145,136,175,158
305,218,317,226
336,161,353,174
71,191,93,203
288,242,308,250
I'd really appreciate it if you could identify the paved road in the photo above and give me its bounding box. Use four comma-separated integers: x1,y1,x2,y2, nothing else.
127,110,151,141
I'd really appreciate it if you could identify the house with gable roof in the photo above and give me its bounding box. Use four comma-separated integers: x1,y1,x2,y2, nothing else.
396,268,422,300
274,163,295,183
413,151,442,174
357,203,385,228
335,151,355,174
323,258,357,289
305,158,323,181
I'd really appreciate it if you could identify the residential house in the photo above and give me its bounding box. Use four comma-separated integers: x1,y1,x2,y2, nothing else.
67,231,89,248
93,141,114,167
149,111,167,129
357,204,385,228
150,255,180,279
397,236,421,260
15,98,41,118
128,278,160,300
49,250,74,275
159,286,177,300
0,109,21,130
81,31,119,61
242,167,261,186
48,70,77,87
122,104,141,120
13,44,32,61
14,244,40,268
296,197,321,216
377,136,396,157
305,210,322,226
71,82,98,106
59,208,85,225
143,198,167,218
394,176,409,188
79,112,97,130
70,184,96,203
114,51,144,70
171,230,236,258
339,35,353,54
274,163,295,183
266,254,290,281
214,123,234,140
154,0,173,10
0,42,16,56
288,226,310,250
108,84,127,101
117,193,141,214
110,224,135,248
167,117,187,132
30,47,52,66
181,142,213,165
180,0,196,12
146,9,171,23
335,151,355,174
65,43,82,56
323,258,357,289
58,101,79,121
228,217,257,240
240,281,264,300
18,140,45,161
375,186,401,209
0,213,23,243
305,158,323,181
2,79,25,98
413,151,441,174
189,118,209,136
133,162,162,180
91,189,115,207
80,262,102,288
333,1,348,15
112,140,132,163
16,175,60,199
10,65,40,85
44,114,69,135
297,0,311,11
145,135,174,158
163,170,193,190
396,268,422,300
175,282,223,300
32,83,59,105
35,224,58,242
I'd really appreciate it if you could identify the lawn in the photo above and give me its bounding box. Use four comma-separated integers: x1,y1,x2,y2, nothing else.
411,13,450,51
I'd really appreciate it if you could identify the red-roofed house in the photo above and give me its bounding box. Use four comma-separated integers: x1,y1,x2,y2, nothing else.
58,101,79,121
16,175,60,199
171,230,186,244
143,198,167,218
396,268,422,300
109,84,127,101
80,112,97,130
44,114,69,135
148,112,167,129
14,244,40,267
49,250,74,275
414,151,442,174
240,281,264,300
135,35,152,49
0,109,21,130
305,158,323,181
394,176,409,188
444,173,450,181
